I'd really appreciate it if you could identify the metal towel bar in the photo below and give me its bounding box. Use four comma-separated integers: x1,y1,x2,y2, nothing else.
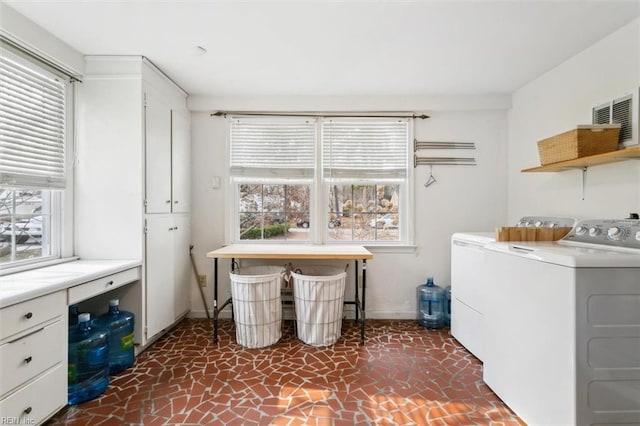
414,140,476,151
413,139,477,167
414,155,477,167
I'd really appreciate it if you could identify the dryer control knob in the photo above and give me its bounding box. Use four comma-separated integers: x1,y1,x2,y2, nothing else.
575,226,587,235
589,227,601,237
607,227,623,239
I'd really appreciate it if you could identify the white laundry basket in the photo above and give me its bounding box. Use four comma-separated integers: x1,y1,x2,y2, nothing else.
230,266,283,348
292,266,347,346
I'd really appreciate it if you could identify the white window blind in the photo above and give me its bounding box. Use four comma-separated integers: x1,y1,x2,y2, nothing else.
323,118,409,178
0,49,67,189
230,117,316,177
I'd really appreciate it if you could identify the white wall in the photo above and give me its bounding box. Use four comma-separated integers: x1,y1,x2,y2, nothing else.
507,18,640,222
188,97,508,319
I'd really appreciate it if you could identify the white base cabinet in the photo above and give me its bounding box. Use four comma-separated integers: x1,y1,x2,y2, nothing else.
0,260,142,424
0,291,67,425
172,215,191,319
145,214,190,339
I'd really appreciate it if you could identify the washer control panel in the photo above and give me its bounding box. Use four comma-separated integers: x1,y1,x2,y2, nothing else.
562,219,640,250
516,216,576,228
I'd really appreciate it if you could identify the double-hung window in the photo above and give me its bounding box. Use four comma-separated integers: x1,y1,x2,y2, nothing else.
0,42,72,270
229,115,412,245
231,117,315,242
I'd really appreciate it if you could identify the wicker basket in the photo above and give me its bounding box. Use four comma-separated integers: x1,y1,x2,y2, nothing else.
537,124,621,165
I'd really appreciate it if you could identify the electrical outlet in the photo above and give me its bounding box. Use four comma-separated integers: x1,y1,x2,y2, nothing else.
198,275,207,287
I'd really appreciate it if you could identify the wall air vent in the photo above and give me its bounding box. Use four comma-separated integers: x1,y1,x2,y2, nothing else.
612,95,632,142
592,103,610,125
592,88,638,147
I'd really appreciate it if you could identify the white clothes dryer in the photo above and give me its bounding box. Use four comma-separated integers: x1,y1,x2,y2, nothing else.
483,218,640,426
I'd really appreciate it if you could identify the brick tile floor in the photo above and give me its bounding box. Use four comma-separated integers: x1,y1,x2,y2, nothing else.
46,318,524,425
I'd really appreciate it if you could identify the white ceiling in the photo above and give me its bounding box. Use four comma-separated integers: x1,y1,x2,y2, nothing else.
5,0,640,97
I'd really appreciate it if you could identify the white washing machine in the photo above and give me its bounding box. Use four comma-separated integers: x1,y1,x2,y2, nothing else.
483,218,640,426
451,216,576,361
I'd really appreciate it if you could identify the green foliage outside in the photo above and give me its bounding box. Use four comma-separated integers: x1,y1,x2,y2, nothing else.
241,224,287,240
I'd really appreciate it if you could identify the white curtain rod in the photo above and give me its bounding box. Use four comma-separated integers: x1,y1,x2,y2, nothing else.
210,111,429,119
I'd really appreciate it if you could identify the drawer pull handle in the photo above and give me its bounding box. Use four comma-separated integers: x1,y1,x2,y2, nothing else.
24,407,32,415
107,280,114,286
166,200,171,204
24,356,32,364
24,312,33,319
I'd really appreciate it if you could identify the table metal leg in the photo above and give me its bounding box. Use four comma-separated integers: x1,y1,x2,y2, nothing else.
213,258,219,342
230,258,236,321
354,260,359,322
213,257,235,343
361,259,367,345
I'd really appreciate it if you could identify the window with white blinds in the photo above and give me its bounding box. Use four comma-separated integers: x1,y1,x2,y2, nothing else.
228,115,412,244
323,118,409,178
230,117,316,177
0,48,67,189
0,41,71,270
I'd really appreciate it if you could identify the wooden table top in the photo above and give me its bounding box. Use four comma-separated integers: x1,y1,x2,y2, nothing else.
206,244,373,260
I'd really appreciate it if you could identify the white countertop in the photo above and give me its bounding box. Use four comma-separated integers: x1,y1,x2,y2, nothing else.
0,259,142,308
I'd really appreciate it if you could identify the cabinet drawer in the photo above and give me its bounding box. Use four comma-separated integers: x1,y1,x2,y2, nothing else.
0,320,65,397
0,364,66,425
0,291,65,341
68,267,140,305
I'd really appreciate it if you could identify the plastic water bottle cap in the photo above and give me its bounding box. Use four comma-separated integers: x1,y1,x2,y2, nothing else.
109,299,119,307
78,313,91,323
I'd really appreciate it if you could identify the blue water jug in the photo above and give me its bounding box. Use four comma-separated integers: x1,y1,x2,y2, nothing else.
444,285,452,327
68,313,109,405
94,299,135,375
68,304,79,326
417,277,445,329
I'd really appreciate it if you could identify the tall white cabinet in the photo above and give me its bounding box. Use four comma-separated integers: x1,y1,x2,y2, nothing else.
75,56,191,347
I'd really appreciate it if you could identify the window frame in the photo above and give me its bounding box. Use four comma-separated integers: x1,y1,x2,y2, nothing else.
228,115,414,246
0,41,74,274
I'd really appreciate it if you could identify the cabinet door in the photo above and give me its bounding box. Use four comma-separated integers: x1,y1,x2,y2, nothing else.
145,92,172,213
173,215,191,319
145,216,175,339
171,110,191,213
